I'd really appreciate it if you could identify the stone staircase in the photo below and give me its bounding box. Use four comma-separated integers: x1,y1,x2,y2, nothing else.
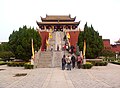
52,51,64,67
35,31,71,68
37,51,53,68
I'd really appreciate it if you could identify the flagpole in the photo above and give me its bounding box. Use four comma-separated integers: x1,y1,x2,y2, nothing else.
31,38,34,65
83,40,86,64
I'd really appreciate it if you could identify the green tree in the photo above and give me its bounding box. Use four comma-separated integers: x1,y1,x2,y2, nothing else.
8,25,41,61
0,51,15,61
100,49,115,58
78,23,103,59
0,42,14,61
0,42,10,51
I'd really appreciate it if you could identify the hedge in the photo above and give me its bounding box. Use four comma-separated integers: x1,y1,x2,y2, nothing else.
7,62,25,67
86,59,102,66
7,62,34,69
110,61,120,65
103,58,120,62
0,61,7,65
86,59,108,66
94,61,108,66
24,63,34,69
82,62,93,69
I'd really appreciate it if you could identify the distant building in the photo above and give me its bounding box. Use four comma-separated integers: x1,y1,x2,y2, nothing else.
103,39,120,53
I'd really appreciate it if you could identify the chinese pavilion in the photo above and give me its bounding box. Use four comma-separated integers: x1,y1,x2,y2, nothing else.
36,15,80,51
37,14,80,31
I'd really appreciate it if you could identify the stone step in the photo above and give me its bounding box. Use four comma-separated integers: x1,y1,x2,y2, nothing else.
38,59,52,63
38,62,52,64
36,32,66,68
37,50,52,68
39,55,51,58
37,63,52,68
37,64,51,68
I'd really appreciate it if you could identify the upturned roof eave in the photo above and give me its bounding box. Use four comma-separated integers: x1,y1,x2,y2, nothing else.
37,21,80,25
41,18,75,21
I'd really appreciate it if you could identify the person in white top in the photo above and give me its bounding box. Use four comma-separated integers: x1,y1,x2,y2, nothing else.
66,55,71,70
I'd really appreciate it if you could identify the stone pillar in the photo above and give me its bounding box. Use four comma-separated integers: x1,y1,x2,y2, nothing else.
63,26,65,32
52,25,54,32
70,25,72,30
44,25,46,31
52,25,54,29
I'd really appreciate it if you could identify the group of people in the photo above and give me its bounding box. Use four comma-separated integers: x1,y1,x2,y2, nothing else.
61,54,83,70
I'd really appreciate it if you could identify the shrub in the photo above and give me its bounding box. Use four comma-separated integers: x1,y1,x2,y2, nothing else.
103,58,118,62
86,59,108,66
95,61,108,66
103,61,108,66
82,62,93,69
7,62,25,67
24,63,34,69
86,59,102,66
7,62,12,66
0,61,7,65
110,61,120,65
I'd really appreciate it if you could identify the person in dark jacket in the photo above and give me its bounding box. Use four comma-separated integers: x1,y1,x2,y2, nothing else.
57,44,59,51
71,54,76,69
62,55,66,70
70,45,75,54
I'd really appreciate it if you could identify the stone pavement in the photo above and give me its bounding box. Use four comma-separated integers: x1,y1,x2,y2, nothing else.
0,63,120,88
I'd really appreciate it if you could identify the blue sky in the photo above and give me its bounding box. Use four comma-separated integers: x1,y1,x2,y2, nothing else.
0,0,120,44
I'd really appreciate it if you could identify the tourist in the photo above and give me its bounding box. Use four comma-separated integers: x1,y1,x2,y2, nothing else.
77,55,82,69
71,54,76,69
66,55,71,70
57,44,59,51
51,45,53,51
61,55,66,70
66,44,69,51
63,44,66,51
63,35,67,41
70,45,75,54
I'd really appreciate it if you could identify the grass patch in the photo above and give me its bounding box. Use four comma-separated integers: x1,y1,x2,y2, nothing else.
0,69,6,71
14,73,27,77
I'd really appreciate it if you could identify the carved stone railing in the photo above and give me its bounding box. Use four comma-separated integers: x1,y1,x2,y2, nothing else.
34,48,41,68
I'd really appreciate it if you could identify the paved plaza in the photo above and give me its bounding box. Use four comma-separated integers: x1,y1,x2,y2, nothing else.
0,63,120,88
